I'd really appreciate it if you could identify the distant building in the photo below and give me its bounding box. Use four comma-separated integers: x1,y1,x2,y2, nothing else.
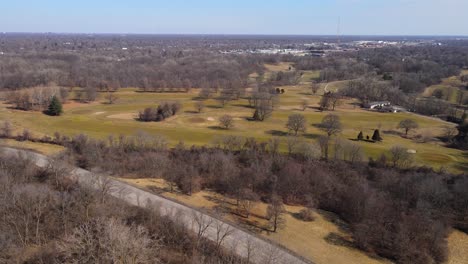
365,101,391,109
378,105,406,113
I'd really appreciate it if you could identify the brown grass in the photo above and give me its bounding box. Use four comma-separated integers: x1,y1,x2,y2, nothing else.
0,138,64,155
447,229,468,264
119,178,391,264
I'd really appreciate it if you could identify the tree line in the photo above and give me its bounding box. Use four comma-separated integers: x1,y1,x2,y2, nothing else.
44,131,467,264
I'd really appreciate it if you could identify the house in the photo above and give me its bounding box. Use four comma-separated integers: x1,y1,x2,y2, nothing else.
378,105,406,113
366,101,391,109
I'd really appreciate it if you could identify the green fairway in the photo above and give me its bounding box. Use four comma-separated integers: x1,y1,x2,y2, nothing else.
1,83,466,173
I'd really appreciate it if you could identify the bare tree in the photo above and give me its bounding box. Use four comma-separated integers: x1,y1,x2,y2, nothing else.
300,100,309,111
296,142,321,160
398,119,419,136
443,125,458,143
311,81,320,95
329,93,342,111
85,86,98,102
319,93,330,111
319,114,342,137
238,188,259,218
1,121,13,138
95,175,117,204
59,87,70,103
286,114,307,135
286,136,301,155
195,101,205,113
456,90,465,105
213,215,236,252
390,145,413,168
59,218,160,263
266,195,286,232
104,91,119,104
191,211,214,245
219,114,234,129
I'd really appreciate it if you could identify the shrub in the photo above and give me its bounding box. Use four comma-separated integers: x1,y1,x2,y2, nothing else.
297,208,315,222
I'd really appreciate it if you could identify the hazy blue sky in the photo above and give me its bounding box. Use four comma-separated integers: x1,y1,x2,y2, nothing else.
1,0,466,35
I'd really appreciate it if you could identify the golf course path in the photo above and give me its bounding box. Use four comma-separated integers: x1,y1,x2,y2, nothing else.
1,147,312,264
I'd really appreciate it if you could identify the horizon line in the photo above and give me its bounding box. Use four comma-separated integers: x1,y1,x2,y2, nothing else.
2,32,468,38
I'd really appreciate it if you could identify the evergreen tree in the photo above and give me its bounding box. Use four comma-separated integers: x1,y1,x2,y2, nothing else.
372,129,382,142
47,95,63,116
357,131,364,141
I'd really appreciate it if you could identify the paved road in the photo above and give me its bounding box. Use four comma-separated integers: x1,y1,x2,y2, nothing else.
1,147,312,264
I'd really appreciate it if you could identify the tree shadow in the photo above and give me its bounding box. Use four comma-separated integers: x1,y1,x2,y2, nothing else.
319,210,351,233
231,103,253,109
184,110,199,114
349,138,376,143
303,133,320,139
206,105,223,109
454,152,468,172
290,211,315,222
265,130,288,137
382,130,402,136
208,126,225,130
324,232,355,248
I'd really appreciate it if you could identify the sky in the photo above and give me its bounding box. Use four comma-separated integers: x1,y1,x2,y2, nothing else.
1,0,467,35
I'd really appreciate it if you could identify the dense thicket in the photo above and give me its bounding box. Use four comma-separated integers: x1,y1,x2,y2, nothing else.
0,152,244,263
61,133,468,264
0,52,263,91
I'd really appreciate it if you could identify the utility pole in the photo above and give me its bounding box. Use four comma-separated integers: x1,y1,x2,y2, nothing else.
337,16,341,45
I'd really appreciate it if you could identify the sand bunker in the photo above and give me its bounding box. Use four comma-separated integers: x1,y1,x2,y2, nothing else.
107,113,137,120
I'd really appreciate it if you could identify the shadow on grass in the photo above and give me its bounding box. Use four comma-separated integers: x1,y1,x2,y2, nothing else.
454,152,468,172
208,126,226,130
265,130,288,137
383,130,402,136
206,105,223,109
290,211,315,222
231,103,253,109
349,138,377,143
304,133,321,139
203,195,269,232
324,232,355,248
184,110,199,114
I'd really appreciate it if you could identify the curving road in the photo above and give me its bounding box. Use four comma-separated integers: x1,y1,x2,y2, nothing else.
1,147,312,264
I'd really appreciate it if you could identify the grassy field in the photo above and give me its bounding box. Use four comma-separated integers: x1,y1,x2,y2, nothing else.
423,75,468,104
0,138,64,155
120,177,468,264
1,82,466,173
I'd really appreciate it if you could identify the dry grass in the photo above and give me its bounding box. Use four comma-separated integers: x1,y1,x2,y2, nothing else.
120,178,391,264
0,138,64,155
447,229,468,264
264,62,294,72
121,177,468,264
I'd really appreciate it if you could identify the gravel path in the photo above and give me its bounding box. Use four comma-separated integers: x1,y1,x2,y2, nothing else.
1,147,312,264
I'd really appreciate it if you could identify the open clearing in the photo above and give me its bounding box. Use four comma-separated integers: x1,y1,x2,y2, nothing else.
1,82,466,173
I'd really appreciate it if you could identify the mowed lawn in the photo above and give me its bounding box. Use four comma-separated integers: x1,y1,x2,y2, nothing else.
1,84,466,173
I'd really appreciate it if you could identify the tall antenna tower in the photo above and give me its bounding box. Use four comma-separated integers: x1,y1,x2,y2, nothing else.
337,16,341,45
